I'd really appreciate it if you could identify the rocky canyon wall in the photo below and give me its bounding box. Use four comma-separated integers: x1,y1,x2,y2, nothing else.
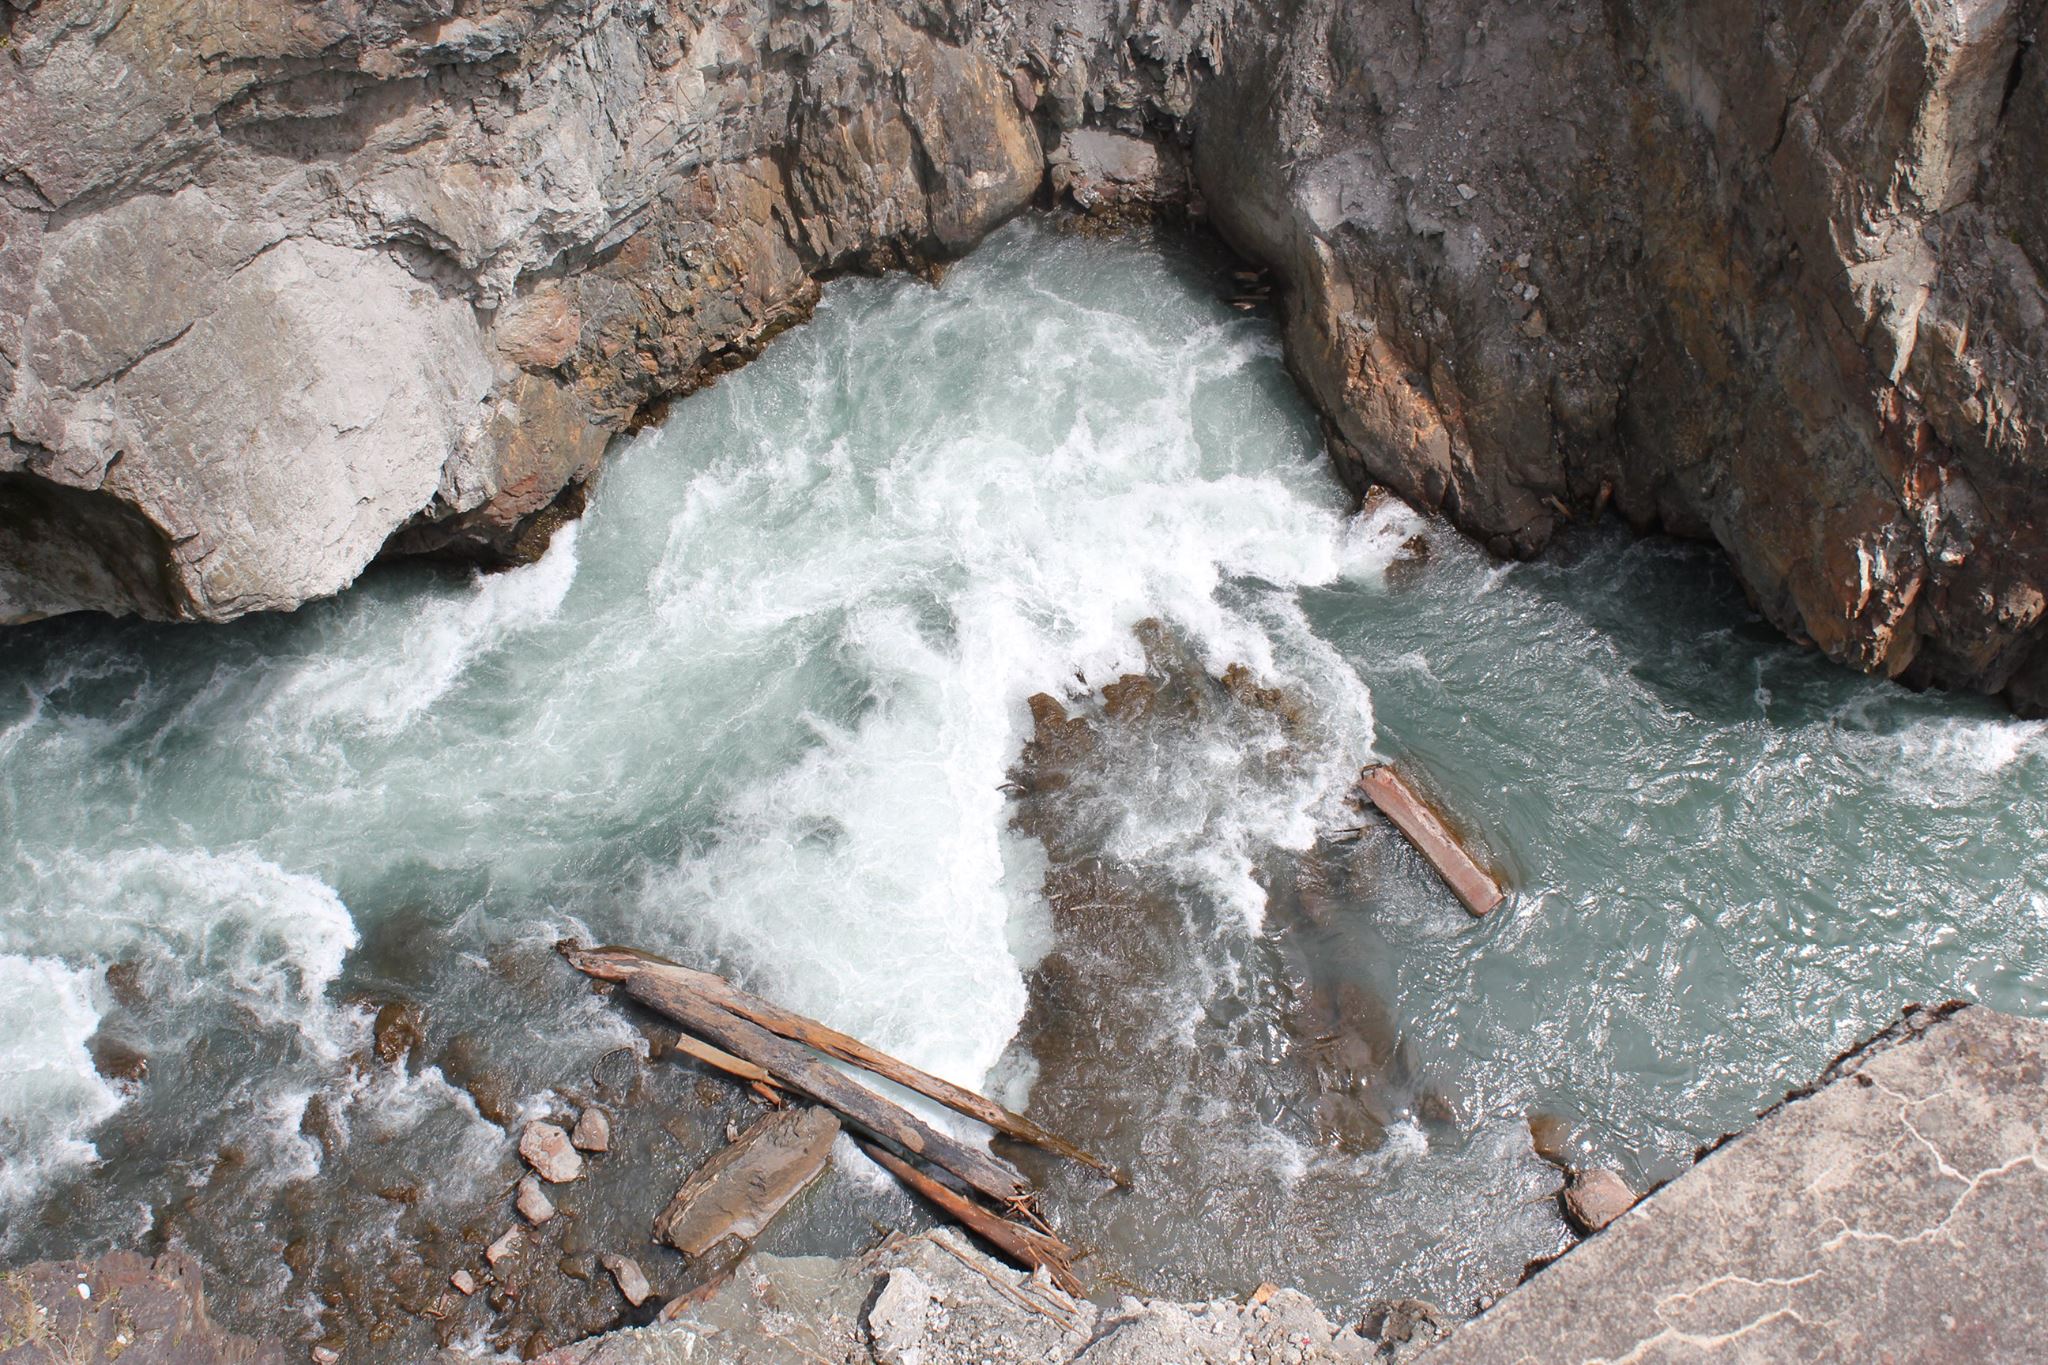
2,0,2044,707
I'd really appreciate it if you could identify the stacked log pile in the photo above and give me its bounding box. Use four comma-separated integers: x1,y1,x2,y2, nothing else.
560,944,1108,1297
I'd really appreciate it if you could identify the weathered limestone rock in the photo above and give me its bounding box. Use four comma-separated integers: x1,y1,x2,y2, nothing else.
520,1121,584,1184
0,0,1044,622
1428,1005,2048,1362
523,1227,1374,1364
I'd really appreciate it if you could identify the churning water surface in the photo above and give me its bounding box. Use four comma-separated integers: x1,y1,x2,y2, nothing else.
2,222,2045,1353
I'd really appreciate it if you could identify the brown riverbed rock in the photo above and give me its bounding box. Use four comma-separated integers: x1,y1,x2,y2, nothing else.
1562,1167,1636,1234
600,1253,652,1308
371,1001,426,1068
0,1251,286,1363
516,1175,558,1225
519,1122,584,1184
571,1107,611,1153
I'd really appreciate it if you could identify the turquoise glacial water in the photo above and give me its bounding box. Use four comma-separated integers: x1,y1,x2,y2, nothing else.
1,221,2043,1352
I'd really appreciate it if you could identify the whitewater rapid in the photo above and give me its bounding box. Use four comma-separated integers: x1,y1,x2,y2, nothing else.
2,221,2044,1354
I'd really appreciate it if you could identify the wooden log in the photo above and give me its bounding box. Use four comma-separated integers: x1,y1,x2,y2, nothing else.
568,945,1117,1182
1356,764,1504,916
564,950,1033,1206
855,1138,1083,1297
667,1030,781,1091
655,1105,841,1256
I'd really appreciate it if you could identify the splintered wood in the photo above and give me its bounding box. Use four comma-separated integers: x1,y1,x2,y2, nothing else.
563,943,1098,1287
1355,764,1504,916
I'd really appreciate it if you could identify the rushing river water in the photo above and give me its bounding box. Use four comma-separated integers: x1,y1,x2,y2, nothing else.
3,222,2046,1356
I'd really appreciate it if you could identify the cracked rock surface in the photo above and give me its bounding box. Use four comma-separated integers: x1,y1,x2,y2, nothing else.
1425,1004,2048,1363
519,1226,1376,1364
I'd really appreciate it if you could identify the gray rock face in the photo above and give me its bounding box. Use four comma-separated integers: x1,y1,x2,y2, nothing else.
0,0,1042,623
523,1226,1375,1364
3,0,2046,707
1427,1004,2048,1363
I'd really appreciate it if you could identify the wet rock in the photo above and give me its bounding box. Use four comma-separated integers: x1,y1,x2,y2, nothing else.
590,1047,646,1103
515,1175,558,1225
88,1032,149,1083
486,1228,522,1267
519,1121,584,1184
372,1001,426,1068
601,1253,652,1307
0,1250,286,1362
104,959,147,1010
1562,1167,1635,1234
437,1035,519,1127
1362,1298,1452,1361
450,1269,477,1296
311,1348,340,1364
571,1107,611,1153
1525,1110,1576,1168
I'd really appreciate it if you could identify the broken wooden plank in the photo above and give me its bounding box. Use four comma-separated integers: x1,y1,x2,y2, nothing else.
1355,764,1504,916
571,945,1117,1182
563,948,1032,1206
855,1138,1083,1297
655,1105,841,1257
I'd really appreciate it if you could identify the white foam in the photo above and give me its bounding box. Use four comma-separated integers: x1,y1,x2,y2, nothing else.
629,240,1382,1089
0,955,123,1224
10,848,361,1042
260,524,581,736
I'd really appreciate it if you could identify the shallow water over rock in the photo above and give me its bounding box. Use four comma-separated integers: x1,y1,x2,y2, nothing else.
1,222,2044,1356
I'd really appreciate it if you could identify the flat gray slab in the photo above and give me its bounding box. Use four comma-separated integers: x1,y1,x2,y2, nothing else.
1429,1005,2048,1363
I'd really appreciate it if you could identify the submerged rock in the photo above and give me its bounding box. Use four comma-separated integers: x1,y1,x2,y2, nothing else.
0,1251,285,1363
372,1000,427,1068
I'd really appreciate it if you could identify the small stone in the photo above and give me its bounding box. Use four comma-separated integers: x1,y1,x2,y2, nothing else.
1563,1166,1636,1233
516,1174,557,1225
311,1349,340,1364
519,1121,584,1183
450,1269,477,1295
601,1252,652,1307
571,1107,611,1153
1455,182,1477,201
486,1227,522,1266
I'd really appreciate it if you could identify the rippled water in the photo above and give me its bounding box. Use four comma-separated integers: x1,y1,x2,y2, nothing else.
2,222,2044,1354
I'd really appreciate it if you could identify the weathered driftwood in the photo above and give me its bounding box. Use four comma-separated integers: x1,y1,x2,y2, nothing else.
856,1139,1083,1296
655,1105,841,1256
1355,764,1504,916
572,945,1116,1181
666,1030,788,1104
564,947,1032,1206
